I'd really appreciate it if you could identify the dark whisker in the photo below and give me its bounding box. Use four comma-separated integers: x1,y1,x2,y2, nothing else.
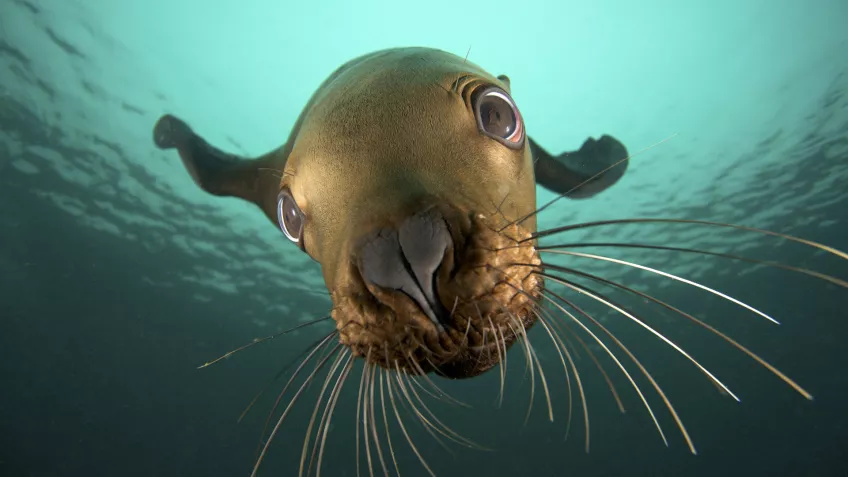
251,343,342,477
527,219,848,263
394,371,455,455
257,332,338,455
238,332,336,424
501,135,677,232
537,241,848,289
397,363,487,451
199,316,332,369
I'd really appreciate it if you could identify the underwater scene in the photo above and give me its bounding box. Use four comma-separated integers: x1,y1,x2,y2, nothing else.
1,0,847,476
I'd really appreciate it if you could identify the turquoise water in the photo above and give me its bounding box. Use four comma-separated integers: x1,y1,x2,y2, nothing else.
1,0,847,476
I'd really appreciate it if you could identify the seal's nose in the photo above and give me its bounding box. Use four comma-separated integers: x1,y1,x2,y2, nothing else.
359,209,453,330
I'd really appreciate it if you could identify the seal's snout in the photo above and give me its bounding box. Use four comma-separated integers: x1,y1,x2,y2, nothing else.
359,209,453,330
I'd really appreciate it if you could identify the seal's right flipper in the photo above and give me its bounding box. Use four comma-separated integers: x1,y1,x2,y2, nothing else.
152,114,284,221
531,134,629,199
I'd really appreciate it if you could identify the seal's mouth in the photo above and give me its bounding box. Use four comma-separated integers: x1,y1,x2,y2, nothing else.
331,206,542,379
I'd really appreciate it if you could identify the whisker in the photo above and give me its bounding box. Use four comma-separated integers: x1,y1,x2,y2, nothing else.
538,290,669,448
239,333,336,424
552,314,626,414
511,312,553,424
487,316,507,408
538,242,848,289
542,250,781,324
396,363,486,451
258,166,293,179
250,343,342,477
199,316,332,369
407,355,469,408
355,359,367,477
402,355,447,403
528,218,848,262
540,261,813,399
503,135,677,231
527,336,554,423
503,275,665,449
543,285,697,454
507,319,536,425
388,363,438,477
379,370,402,477
395,371,455,455
531,310,574,440
316,354,354,477
257,332,338,455
535,313,589,451
537,270,740,401
299,349,348,476
368,364,390,477
362,350,375,477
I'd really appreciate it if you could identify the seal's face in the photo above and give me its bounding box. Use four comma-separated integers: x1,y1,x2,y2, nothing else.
275,51,542,378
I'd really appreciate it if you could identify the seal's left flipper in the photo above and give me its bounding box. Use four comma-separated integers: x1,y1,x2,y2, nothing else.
153,114,284,222
530,134,629,198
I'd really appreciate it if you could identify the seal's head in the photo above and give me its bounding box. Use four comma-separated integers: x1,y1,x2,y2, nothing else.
280,50,541,378
153,46,848,476
152,47,628,379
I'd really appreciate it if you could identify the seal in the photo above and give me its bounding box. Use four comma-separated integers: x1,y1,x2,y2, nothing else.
153,47,627,379
152,47,846,476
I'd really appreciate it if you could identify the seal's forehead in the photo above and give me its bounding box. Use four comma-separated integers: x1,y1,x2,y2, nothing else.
308,48,506,107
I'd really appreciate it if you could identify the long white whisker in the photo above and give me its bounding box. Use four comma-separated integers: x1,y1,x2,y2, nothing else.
532,310,574,439
388,361,437,477
538,291,669,447
251,344,342,477
379,370,402,477
507,319,536,425
368,363,390,476
536,314,589,451
543,285,699,454
529,218,848,263
541,250,781,325
543,261,814,400
540,272,741,402
316,354,354,477
299,348,347,476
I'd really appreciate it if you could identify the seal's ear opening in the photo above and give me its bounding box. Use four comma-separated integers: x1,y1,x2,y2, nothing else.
530,134,629,199
153,114,286,224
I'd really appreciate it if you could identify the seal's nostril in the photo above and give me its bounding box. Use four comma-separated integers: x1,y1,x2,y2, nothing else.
358,210,453,329
398,210,452,318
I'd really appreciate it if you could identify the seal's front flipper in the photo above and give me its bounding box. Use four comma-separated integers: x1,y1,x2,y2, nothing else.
530,135,629,199
152,114,284,222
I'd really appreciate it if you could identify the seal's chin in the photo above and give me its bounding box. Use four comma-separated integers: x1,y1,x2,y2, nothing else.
331,211,543,379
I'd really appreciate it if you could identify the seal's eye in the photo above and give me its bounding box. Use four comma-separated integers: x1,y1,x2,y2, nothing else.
276,190,304,244
473,86,524,149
